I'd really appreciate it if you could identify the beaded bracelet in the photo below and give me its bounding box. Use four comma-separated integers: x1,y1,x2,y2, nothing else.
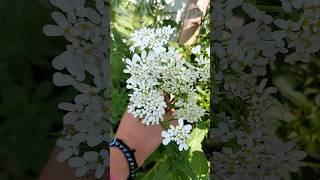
109,138,138,179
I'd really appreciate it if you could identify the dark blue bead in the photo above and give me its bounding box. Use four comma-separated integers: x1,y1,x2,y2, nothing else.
119,145,123,148
109,139,116,146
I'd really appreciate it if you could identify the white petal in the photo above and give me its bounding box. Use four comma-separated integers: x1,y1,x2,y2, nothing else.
57,148,73,162
56,139,72,147
72,82,91,93
75,165,89,177
162,137,171,145
72,133,87,143
85,64,99,76
274,19,289,29
74,120,89,132
51,11,69,28
62,112,78,125
242,2,263,19
58,102,75,111
95,164,106,178
67,12,77,23
43,25,64,36
87,132,103,147
53,72,74,86
161,131,170,138
52,51,72,70
71,0,86,9
85,8,102,24
212,43,225,57
183,143,189,150
83,151,99,161
178,118,184,127
183,125,192,132
49,0,71,12
74,94,90,104
68,157,86,167
100,149,108,158
191,45,201,54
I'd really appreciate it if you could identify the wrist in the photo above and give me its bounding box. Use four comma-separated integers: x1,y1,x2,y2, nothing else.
115,112,164,167
115,131,146,167
110,147,130,180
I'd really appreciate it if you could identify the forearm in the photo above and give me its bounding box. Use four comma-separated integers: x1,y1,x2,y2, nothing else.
110,111,164,180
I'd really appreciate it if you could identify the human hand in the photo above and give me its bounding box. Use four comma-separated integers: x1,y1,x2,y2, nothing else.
110,109,176,180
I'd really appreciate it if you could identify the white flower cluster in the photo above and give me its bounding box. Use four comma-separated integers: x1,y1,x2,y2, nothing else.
211,0,314,179
124,26,209,150
129,25,175,52
128,89,167,125
192,45,210,82
44,0,109,178
161,118,192,151
175,91,206,123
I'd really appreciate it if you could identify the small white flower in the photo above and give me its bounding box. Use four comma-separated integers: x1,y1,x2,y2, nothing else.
195,54,210,82
191,45,201,54
175,92,206,123
161,118,192,151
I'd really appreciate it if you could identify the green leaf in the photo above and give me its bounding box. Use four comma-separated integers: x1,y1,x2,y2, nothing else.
188,122,208,152
186,121,210,178
189,151,210,179
139,158,173,180
179,161,198,180
116,17,135,30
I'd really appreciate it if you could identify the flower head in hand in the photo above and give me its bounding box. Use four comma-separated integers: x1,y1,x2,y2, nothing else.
161,118,192,151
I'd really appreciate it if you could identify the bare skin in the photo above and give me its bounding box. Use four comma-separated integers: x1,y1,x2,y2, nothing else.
110,110,176,180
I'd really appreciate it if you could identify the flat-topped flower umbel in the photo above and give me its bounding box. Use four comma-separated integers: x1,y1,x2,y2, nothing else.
124,26,209,150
